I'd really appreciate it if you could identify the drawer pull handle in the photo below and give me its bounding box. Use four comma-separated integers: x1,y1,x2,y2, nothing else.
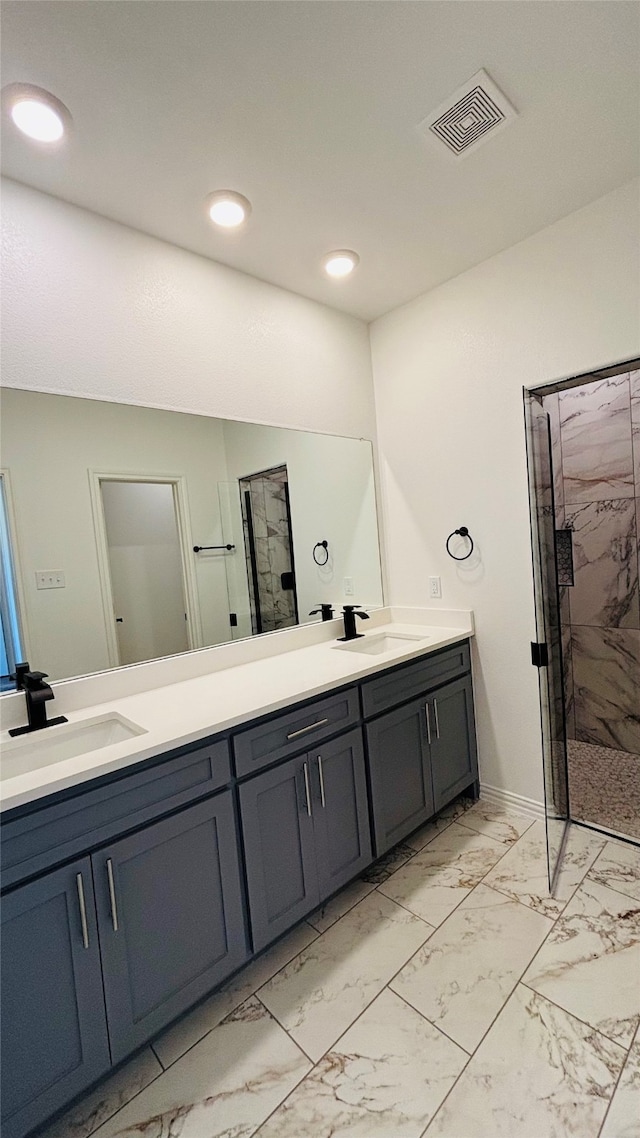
106,858,120,932
317,756,326,808
303,762,312,817
424,703,431,746
434,699,440,740
287,717,329,741
76,873,89,949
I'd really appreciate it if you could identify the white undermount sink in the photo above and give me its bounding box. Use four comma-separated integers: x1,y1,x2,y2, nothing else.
1,713,147,780
334,631,429,655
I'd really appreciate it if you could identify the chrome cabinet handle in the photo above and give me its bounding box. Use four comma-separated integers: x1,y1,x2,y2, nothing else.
433,699,440,739
424,703,431,746
303,762,312,816
106,858,119,931
287,718,329,741
76,872,89,949
317,756,326,808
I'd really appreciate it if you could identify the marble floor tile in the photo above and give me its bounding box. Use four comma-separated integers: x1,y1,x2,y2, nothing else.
257,890,432,1062
38,1049,162,1138
573,625,640,753
523,877,640,1047
360,841,416,883
559,374,635,503
390,884,553,1053
254,988,467,1138
424,985,626,1138
153,921,318,1068
307,877,375,933
565,499,639,628
482,819,605,918
92,997,311,1138
454,802,535,845
589,839,640,901
404,795,474,852
568,740,640,841
600,1038,640,1138
378,822,508,927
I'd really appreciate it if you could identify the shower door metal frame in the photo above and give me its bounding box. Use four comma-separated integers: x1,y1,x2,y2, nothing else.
524,390,570,893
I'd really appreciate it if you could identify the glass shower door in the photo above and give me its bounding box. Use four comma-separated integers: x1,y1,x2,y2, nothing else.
524,392,570,892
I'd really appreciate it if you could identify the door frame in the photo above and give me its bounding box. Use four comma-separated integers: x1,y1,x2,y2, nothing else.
0,468,32,672
88,470,202,667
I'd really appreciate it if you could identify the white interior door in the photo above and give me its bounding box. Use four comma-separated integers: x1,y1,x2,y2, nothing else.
100,481,189,665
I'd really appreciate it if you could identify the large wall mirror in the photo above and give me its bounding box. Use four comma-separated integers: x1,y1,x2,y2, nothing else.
0,388,383,688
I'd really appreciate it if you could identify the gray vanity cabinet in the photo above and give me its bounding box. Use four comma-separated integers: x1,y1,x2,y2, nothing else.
365,696,435,855
1,858,110,1138
310,730,371,900
95,792,248,1063
429,675,477,813
239,728,370,952
364,643,478,855
239,754,319,951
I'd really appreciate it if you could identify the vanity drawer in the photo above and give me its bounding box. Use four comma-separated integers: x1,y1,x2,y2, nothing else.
0,737,231,890
361,641,471,719
233,687,360,778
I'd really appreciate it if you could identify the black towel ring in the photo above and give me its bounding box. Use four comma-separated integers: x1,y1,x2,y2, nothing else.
313,540,329,566
446,526,474,561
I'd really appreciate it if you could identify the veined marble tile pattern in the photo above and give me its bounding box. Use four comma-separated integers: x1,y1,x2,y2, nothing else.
631,369,640,488
41,799,640,1138
572,625,640,753
566,499,639,628
568,739,640,841
559,374,635,503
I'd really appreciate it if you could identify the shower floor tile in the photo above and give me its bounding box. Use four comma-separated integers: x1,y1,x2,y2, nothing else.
568,740,640,841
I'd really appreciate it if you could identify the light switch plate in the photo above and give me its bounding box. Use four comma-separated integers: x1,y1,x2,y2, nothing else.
344,577,354,595
36,570,65,590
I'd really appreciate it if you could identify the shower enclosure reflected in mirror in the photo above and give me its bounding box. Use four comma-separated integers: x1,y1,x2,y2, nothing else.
0,388,384,686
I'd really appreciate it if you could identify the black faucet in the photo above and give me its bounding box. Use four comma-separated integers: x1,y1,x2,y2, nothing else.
8,662,68,737
338,605,370,641
309,603,335,621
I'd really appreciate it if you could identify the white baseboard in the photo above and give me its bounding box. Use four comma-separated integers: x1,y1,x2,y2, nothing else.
479,783,545,821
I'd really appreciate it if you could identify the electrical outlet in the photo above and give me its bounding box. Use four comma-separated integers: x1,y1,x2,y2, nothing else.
428,575,442,599
36,571,65,590
344,577,354,596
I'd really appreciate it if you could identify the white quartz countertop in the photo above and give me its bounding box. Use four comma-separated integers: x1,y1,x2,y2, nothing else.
0,611,473,812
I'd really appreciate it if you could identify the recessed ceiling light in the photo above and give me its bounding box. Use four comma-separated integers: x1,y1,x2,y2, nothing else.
323,250,359,278
206,190,252,229
3,83,70,143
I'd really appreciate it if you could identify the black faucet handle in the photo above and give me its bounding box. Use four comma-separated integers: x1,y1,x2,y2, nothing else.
23,670,50,688
309,603,335,620
342,605,369,618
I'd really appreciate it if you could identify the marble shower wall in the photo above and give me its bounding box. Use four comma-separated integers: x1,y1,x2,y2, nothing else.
240,467,298,635
545,371,640,756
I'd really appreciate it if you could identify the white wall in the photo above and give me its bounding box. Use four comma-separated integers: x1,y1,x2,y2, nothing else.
1,390,232,680
1,179,375,440
370,179,640,805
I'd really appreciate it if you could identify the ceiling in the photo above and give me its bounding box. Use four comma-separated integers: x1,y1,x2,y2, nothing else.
2,1,639,322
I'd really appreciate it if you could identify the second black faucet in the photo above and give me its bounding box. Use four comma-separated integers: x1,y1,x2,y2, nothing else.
338,604,370,642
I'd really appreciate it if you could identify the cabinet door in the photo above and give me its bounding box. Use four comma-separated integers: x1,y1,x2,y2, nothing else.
95,792,247,1063
429,675,478,813
239,756,319,952
365,696,434,856
1,859,110,1138
311,729,372,901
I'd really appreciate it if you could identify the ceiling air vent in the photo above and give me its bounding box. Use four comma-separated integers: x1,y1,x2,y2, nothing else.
419,69,517,160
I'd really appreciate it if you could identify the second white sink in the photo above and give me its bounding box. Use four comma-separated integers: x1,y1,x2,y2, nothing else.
334,632,429,656
1,713,147,781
